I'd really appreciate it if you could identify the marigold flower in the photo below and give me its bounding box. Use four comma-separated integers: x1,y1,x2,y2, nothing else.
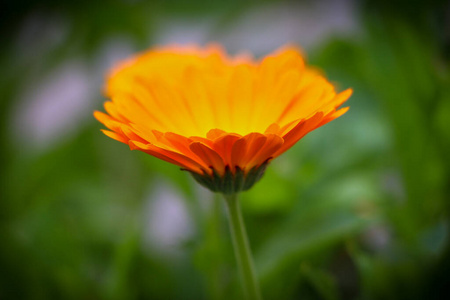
94,44,351,194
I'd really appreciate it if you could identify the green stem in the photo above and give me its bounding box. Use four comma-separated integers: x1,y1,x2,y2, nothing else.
224,193,262,300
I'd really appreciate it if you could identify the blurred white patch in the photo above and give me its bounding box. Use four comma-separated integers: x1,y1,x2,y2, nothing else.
219,0,358,55
195,183,216,213
12,37,136,150
362,225,391,252
153,16,217,46
143,181,194,256
13,60,93,149
93,37,136,84
152,0,358,56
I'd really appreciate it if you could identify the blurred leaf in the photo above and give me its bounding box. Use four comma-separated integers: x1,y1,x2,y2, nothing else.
256,171,374,298
300,263,340,300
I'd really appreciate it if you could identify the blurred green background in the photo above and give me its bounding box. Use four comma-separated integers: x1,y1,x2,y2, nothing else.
1,0,449,299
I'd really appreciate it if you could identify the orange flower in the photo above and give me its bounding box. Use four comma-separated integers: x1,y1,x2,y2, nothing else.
95,44,351,194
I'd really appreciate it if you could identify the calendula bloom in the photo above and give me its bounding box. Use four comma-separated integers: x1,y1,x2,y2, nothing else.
95,44,351,194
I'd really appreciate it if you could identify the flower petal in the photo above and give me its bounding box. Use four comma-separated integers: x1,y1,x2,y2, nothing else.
120,125,148,144
101,129,128,144
274,112,324,157
104,101,129,123
189,142,225,175
130,140,208,175
231,133,267,170
212,134,241,166
206,128,228,140
265,123,280,134
228,64,254,133
94,111,122,132
316,106,349,128
246,134,284,169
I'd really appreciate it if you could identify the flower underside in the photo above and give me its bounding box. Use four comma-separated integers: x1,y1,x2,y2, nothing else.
189,160,270,195
95,44,352,193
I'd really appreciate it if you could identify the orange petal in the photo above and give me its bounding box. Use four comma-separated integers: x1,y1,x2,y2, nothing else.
94,111,122,132
231,133,267,170
189,135,214,148
321,88,352,112
146,131,214,170
212,134,241,166
121,125,148,144
265,123,280,134
246,134,284,169
130,140,208,175
129,123,159,144
143,130,215,168
164,132,194,155
104,101,129,123
274,112,324,157
228,64,254,133
206,128,227,140
101,129,128,144
189,142,225,175
316,107,349,128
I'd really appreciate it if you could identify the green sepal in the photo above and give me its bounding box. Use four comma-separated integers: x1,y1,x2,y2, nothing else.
186,161,270,195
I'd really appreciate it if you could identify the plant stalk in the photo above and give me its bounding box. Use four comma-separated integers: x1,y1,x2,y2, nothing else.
224,193,262,300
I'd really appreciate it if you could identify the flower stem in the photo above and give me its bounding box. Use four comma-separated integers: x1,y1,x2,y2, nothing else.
224,193,262,300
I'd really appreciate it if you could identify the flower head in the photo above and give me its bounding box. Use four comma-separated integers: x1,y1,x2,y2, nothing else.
95,44,351,194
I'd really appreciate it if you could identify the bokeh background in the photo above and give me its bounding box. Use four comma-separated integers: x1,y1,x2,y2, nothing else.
1,0,450,299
